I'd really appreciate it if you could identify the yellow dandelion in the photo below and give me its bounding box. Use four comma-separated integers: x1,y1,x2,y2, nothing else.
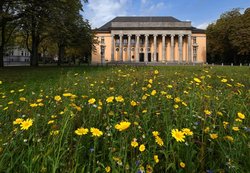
88,98,96,104
224,136,234,142
152,131,159,137
75,127,89,136
50,130,59,136
90,128,103,137
30,103,38,107
20,118,33,130
130,100,137,107
180,162,185,168
131,141,139,148
63,93,72,97
54,95,62,102
167,85,173,88
47,120,54,124
115,121,131,131
235,118,242,122
151,90,157,96
237,112,245,120
19,97,27,102
204,127,210,133
115,96,124,102
171,129,185,142
182,128,193,136
204,110,212,115
193,77,201,83
8,101,14,105
217,111,223,116
139,144,146,152
106,96,114,103
154,155,159,163
223,121,229,129
166,95,172,99
232,127,239,131
13,118,24,125
155,136,164,146
221,79,227,83
154,70,159,74
174,104,179,109
210,133,218,139
105,166,111,172
148,79,153,84
174,97,181,103
0,81,2,84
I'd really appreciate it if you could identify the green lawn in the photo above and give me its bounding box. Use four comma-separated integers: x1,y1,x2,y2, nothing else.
0,66,249,173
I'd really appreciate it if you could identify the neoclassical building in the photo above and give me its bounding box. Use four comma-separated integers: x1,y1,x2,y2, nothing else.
92,16,206,64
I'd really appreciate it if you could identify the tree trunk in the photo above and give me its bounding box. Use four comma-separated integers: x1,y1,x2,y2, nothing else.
30,15,39,66
58,44,65,66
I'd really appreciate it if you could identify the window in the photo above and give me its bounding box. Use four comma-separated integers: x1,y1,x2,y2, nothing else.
193,37,197,44
21,51,24,56
193,47,197,61
101,37,105,44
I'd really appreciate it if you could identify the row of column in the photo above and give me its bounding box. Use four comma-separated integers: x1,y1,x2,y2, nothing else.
111,34,192,63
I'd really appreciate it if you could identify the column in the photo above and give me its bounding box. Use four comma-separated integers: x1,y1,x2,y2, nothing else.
136,34,140,62
145,34,148,62
162,34,166,62
170,34,174,62
178,34,183,63
127,34,131,62
153,34,157,62
111,34,114,61
119,34,123,61
188,34,192,63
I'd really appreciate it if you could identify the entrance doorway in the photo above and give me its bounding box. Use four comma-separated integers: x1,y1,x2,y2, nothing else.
148,53,151,62
139,53,144,62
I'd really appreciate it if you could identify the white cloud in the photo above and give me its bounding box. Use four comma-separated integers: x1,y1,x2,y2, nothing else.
196,22,209,29
141,0,148,4
84,0,130,28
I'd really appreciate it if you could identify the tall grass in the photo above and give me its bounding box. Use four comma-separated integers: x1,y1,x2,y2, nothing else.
0,66,249,172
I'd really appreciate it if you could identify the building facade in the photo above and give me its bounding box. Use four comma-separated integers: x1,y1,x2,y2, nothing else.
92,16,206,64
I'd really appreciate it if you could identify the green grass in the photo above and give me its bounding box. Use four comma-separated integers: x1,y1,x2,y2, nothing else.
0,66,249,173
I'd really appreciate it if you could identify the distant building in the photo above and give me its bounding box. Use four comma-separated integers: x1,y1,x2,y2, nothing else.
92,16,206,64
3,46,30,66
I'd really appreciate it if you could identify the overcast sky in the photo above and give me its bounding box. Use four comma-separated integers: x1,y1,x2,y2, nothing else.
82,0,250,29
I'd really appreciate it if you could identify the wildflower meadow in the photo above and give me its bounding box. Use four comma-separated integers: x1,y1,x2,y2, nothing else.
0,66,249,173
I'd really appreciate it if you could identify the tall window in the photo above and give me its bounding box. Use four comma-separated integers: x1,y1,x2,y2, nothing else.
193,37,197,44
101,37,105,44
193,47,197,61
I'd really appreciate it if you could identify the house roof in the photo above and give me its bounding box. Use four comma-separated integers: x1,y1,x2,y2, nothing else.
95,16,205,34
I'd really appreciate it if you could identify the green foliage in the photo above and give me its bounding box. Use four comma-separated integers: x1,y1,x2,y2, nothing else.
206,8,250,64
0,66,249,172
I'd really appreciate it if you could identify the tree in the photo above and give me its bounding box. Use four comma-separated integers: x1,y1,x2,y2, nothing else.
206,8,250,64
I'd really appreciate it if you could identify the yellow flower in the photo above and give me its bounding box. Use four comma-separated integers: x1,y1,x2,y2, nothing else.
47,120,54,124
115,121,131,131
232,127,239,131
166,95,172,99
182,102,187,107
180,162,185,168
182,128,193,136
139,144,146,152
155,136,164,146
235,118,242,122
210,133,218,139
171,129,185,142
217,111,223,116
148,79,153,84
193,77,201,83
131,141,139,148
75,127,89,135
237,112,245,120
106,96,114,103
154,70,159,75
204,110,212,115
105,166,111,172
224,136,234,142
221,78,227,83
174,104,179,109
50,130,59,136
142,95,147,100
30,103,38,107
13,118,24,125
154,155,159,163
204,127,210,133
151,90,157,96
19,97,27,102
88,98,96,104
0,81,2,84
174,97,181,103
152,131,159,137
36,99,43,103
147,84,152,88
20,118,33,130
54,95,62,102
167,84,173,88
223,121,229,129
115,96,124,102
146,164,153,173
90,128,103,137
63,93,72,97
130,100,137,107
7,101,13,105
